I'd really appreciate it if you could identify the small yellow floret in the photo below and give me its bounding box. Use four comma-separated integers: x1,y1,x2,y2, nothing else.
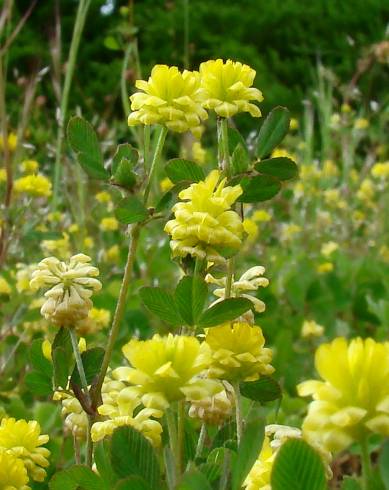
100,217,119,232
0,276,11,295
14,174,52,198
20,160,39,174
301,320,324,339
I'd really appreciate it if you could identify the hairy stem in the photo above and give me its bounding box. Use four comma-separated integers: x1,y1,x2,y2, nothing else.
233,381,243,446
91,223,141,408
195,422,207,459
360,435,371,490
143,125,168,206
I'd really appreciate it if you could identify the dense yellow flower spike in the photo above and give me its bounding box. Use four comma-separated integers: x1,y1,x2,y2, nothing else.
0,449,30,490
205,322,274,382
114,333,219,411
0,418,50,482
164,170,243,263
30,254,102,326
91,376,163,446
199,59,263,118
128,65,208,137
14,174,52,198
298,337,389,453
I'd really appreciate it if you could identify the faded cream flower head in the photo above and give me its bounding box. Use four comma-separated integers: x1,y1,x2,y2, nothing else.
114,333,220,411
164,170,243,263
199,59,263,118
128,65,208,137
0,418,50,482
30,254,102,326
298,337,389,453
206,266,269,320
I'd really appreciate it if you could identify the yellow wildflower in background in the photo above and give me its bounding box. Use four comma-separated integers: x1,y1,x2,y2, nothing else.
0,168,6,182
271,148,296,161
104,244,120,263
0,132,17,152
199,59,263,118
160,177,174,193
321,241,338,257
324,189,347,209
289,118,299,130
354,118,369,130
0,276,11,295
47,211,63,223
30,254,102,327
14,174,52,198
41,233,70,260
20,160,39,174
280,223,301,242
371,161,389,179
164,170,243,263
128,65,207,137
192,141,206,164
356,178,375,203
15,264,37,293
205,322,274,382
322,159,339,178
0,449,30,490
301,320,324,339
298,337,389,453
100,217,119,232
77,307,111,335
0,418,50,482
91,375,163,446
114,334,218,411
316,262,334,274
243,218,259,242
95,191,112,203
252,209,271,222
83,237,94,249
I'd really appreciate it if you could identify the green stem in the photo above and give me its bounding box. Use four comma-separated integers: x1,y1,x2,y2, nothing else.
69,328,89,398
69,327,93,467
143,125,168,206
166,408,179,480
52,0,91,209
219,117,231,178
91,224,141,408
233,381,243,446
143,125,150,170
225,256,235,299
360,436,371,490
177,401,185,477
195,423,206,459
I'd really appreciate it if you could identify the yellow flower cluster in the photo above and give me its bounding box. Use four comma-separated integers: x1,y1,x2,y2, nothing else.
14,174,52,198
77,307,111,335
371,161,389,179
128,60,263,135
199,59,263,118
298,337,389,453
301,320,324,339
0,449,30,490
0,418,50,482
41,233,70,260
0,276,11,295
128,65,207,137
0,132,17,152
91,375,163,447
30,254,102,326
20,160,39,174
100,217,119,232
205,322,274,382
114,333,219,411
164,170,243,263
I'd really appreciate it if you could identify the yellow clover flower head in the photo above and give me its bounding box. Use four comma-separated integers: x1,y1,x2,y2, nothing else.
20,159,39,174
298,337,389,453
114,333,218,411
0,418,50,482
301,320,324,339
30,254,102,327
15,263,37,293
14,174,52,198
199,59,263,118
0,449,30,490
371,161,389,179
41,233,71,260
100,216,119,232
188,384,234,425
53,390,88,439
205,322,274,382
128,65,208,137
77,307,111,335
0,276,11,296
0,132,17,152
91,375,163,447
164,170,243,263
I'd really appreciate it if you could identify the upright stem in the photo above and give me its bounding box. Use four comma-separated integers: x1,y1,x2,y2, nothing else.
52,0,91,208
166,408,179,480
143,126,168,206
91,224,141,408
219,117,231,178
195,423,207,459
177,401,185,477
233,381,243,446
225,257,234,299
360,436,371,490
69,327,93,467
